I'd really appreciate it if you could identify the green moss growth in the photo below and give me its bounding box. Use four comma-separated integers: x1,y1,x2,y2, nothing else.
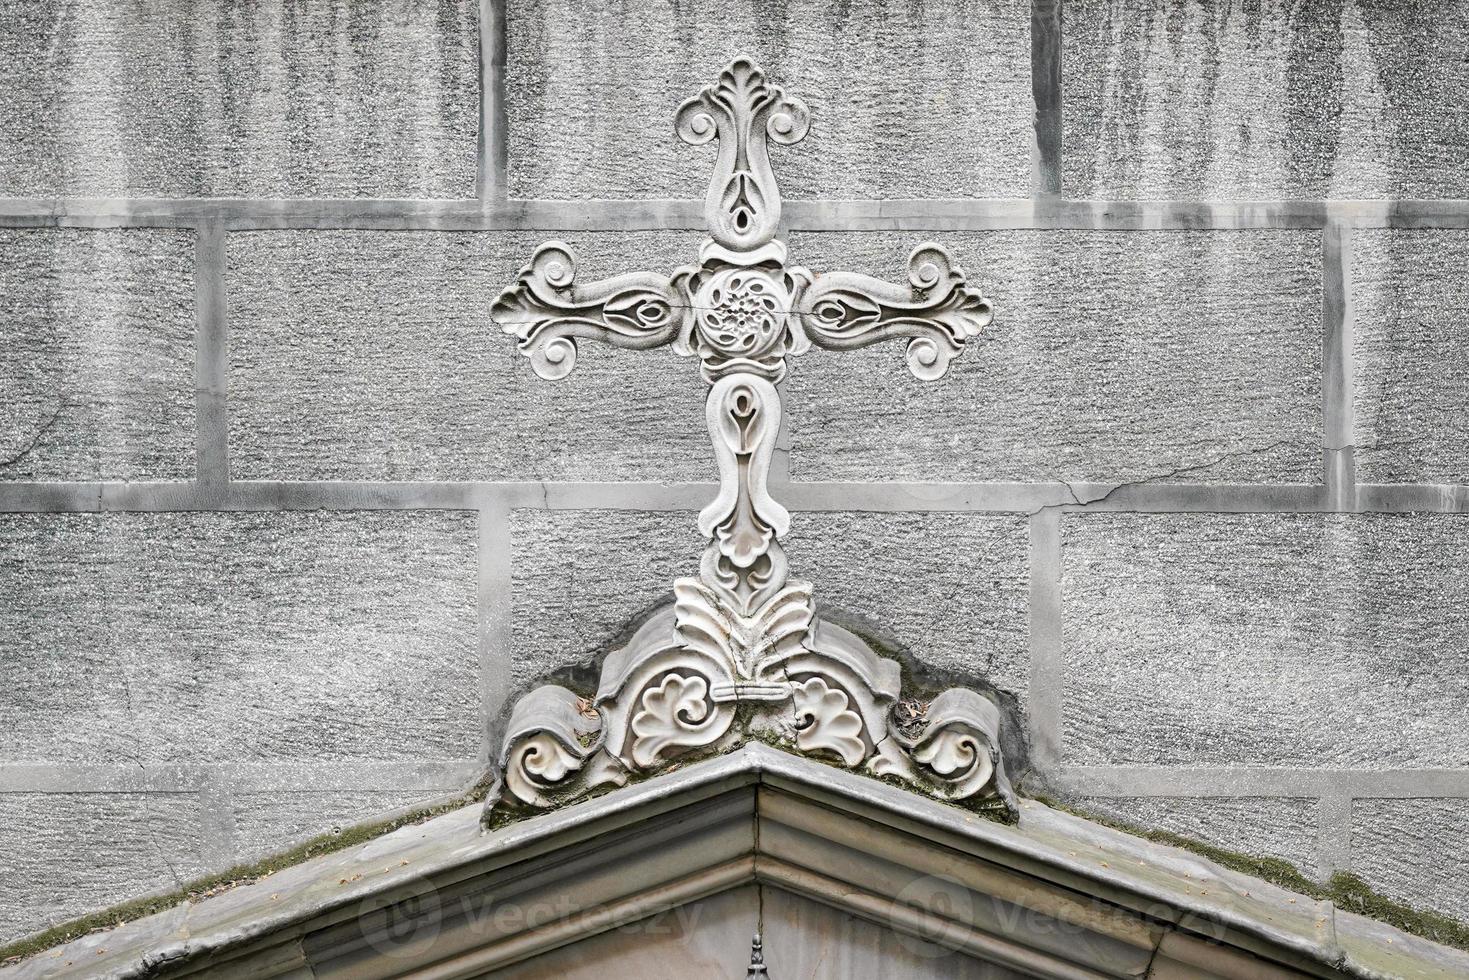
1027,793,1469,953
1328,871,1469,950
0,775,496,969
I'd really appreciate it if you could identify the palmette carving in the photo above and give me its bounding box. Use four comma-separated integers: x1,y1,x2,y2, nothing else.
629,673,725,768
792,677,866,766
673,578,813,684
488,57,1014,822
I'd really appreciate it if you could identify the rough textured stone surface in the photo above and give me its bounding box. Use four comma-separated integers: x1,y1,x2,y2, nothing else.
0,793,205,944
784,231,1322,484
1353,230,1469,484
0,512,479,764
1350,799,1469,923
1062,513,1469,768
0,0,477,198
789,513,1031,699
0,229,194,481
230,791,439,864
1064,1,1469,199
509,510,1029,700
1078,797,1319,876
505,0,1032,200
229,230,713,482
509,510,702,688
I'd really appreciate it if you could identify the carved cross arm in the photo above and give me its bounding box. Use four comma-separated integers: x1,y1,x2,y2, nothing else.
492,241,694,380
796,244,994,380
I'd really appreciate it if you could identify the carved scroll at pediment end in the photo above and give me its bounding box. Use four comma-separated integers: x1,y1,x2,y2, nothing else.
488,684,622,813
871,687,1017,818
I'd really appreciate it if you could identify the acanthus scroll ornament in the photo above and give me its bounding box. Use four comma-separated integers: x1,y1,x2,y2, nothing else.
488,56,1014,822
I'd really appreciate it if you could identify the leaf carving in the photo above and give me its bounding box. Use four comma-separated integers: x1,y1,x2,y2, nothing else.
674,576,813,680
792,677,866,766
629,672,724,768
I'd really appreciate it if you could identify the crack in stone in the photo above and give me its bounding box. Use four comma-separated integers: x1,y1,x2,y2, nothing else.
0,396,71,471
118,662,186,891
1326,435,1430,453
1031,438,1303,515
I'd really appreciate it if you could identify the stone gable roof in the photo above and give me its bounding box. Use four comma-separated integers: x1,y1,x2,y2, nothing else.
6,744,1466,980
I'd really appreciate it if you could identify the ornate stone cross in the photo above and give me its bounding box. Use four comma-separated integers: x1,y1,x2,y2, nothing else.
488,58,1013,820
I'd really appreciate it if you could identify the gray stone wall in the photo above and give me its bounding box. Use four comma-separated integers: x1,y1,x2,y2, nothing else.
1,0,1466,946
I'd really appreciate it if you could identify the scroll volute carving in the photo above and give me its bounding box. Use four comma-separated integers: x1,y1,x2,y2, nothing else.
799,245,994,381
676,57,810,252
492,242,693,380
488,612,1018,822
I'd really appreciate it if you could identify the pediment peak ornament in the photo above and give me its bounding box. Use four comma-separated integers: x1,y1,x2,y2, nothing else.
488,57,1012,823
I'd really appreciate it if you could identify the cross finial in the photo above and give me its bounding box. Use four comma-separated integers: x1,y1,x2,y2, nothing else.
675,56,809,251
489,59,1008,813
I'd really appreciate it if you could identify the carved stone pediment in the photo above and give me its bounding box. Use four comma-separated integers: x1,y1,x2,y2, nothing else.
493,608,1016,820
488,56,1013,822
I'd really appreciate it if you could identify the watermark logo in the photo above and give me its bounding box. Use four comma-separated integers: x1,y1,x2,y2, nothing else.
356,879,709,962
358,875,444,961
892,873,978,958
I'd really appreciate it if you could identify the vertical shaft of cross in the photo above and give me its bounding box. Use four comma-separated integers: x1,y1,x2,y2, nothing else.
697,373,790,617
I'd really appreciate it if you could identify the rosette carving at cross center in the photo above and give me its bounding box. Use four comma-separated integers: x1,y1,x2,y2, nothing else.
696,268,789,361
675,245,813,382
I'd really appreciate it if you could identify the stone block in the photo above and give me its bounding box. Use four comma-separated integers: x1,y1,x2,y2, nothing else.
1077,797,1319,876
788,512,1031,699
0,0,477,197
0,511,479,765
1064,0,1469,199
0,793,205,945
508,509,1029,699
784,230,1322,484
505,0,1032,200
1061,513,1469,768
230,791,440,865
1353,230,1469,484
1350,799,1469,923
509,510,702,689
0,229,194,481
228,230,713,482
